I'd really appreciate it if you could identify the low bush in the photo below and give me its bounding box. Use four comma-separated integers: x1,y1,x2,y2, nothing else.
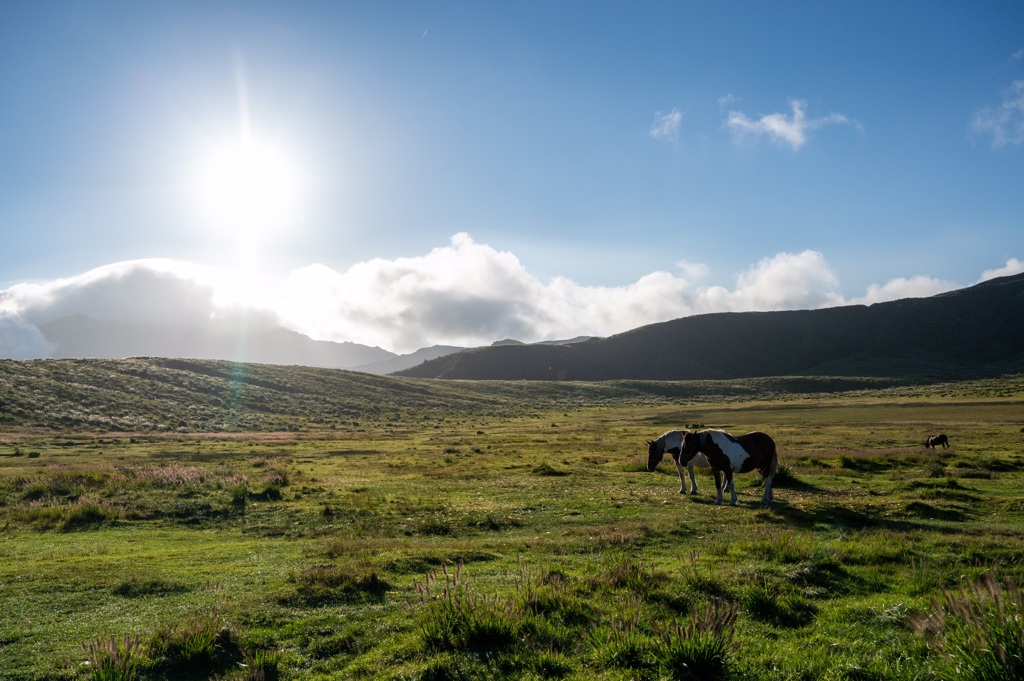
81,606,278,681
742,583,818,628
284,563,390,606
909,573,1024,681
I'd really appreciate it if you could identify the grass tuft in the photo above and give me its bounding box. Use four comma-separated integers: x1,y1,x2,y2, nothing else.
909,573,1024,681
82,635,143,681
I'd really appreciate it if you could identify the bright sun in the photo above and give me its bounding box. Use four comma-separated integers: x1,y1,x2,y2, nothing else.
195,135,302,249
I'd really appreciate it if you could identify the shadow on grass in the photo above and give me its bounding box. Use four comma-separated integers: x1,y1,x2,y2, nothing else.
768,502,966,533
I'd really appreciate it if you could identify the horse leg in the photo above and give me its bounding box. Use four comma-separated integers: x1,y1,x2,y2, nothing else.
726,470,738,506
761,472,774,506
687,461,698,494
712,469,724,504
761,450,778,507
671,459,687,494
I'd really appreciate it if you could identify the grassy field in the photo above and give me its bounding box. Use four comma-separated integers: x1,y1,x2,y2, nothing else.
1,364,1023,680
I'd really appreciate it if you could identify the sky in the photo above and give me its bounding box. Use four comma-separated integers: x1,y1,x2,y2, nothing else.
1,1,1023,357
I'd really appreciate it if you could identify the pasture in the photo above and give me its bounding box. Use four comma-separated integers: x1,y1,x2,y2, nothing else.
1,371,1023,680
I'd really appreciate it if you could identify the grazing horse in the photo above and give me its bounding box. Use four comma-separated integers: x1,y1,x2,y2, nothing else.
925,433,949,449
663,429,778,507
646,430,729,496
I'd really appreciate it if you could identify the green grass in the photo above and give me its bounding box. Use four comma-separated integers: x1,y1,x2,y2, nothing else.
0,362,1023,678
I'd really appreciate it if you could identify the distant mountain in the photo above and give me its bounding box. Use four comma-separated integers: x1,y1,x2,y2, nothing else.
501,336,600,346
395,273,1024,380
350,345,467,375
39,314,395,369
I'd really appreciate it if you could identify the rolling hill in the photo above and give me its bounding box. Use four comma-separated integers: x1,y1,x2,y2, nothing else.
0,356,925,433
395,273,1024,380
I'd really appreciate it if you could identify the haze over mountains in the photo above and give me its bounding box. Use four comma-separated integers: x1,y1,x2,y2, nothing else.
21,273,1024,381
36,314,461,375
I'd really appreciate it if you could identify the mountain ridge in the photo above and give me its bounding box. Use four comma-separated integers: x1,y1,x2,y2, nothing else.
395,273,1024,380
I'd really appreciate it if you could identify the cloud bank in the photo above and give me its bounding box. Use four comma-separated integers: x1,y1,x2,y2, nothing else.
1,234,1017,357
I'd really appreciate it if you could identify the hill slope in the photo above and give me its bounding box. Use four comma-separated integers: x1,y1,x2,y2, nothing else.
0,357,935,433
396,273,1024,380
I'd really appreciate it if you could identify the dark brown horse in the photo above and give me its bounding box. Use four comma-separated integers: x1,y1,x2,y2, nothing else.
650,429,777,507
925,433,949,449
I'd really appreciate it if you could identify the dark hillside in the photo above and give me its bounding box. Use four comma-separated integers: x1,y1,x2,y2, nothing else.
396,273,1024,380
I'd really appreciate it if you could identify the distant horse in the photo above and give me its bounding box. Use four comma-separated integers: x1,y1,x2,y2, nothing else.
646,430,730,496
651,429,777,507
925,433,949,449
646,430,727,495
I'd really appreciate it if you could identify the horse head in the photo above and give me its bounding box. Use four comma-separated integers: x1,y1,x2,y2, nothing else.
646,440,664,472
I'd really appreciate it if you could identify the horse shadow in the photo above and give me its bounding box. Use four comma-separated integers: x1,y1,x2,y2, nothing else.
762,501,968,533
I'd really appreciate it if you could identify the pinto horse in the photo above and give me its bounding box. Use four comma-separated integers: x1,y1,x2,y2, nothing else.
925,433,949,449
645,430,726,496
650,429,777,507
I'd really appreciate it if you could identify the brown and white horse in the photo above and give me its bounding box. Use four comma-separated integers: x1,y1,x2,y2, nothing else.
924,433,949,449
650,429,777,507
645,430,725,495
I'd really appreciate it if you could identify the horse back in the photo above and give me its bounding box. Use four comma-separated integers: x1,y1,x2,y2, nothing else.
735,431,777,474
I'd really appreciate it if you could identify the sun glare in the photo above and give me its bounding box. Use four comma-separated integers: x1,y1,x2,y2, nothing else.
195,136,302,246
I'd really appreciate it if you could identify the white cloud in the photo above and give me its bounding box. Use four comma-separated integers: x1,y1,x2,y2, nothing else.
979,257,1024,282
2,259,223,326
649,108,683,143
844,275,958,306
0,311,54,359
270,240,847,351
726,99,855,150
0,236,1017,358
717,94,739,111
971,80,1024,148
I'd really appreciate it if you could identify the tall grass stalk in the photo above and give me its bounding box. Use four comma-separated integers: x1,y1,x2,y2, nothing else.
909,573,1024,680
81,635,144,681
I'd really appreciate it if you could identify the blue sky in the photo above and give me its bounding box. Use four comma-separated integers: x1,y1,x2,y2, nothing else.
1,2,1023,355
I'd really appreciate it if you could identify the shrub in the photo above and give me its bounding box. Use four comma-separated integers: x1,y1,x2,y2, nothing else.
414,562,520,654
285,564,390,606
148,606,248,676
82,635,144,681
21,481,48,501
589,614,655,672
80,607,277,681
62,498,120,531
632,599,741,681
112,578,189,598
908,573,1024,680
768,463,802,487
531,462,568,476
742,583,817,628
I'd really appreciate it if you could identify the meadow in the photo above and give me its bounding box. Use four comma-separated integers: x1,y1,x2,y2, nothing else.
1,366,1023,680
